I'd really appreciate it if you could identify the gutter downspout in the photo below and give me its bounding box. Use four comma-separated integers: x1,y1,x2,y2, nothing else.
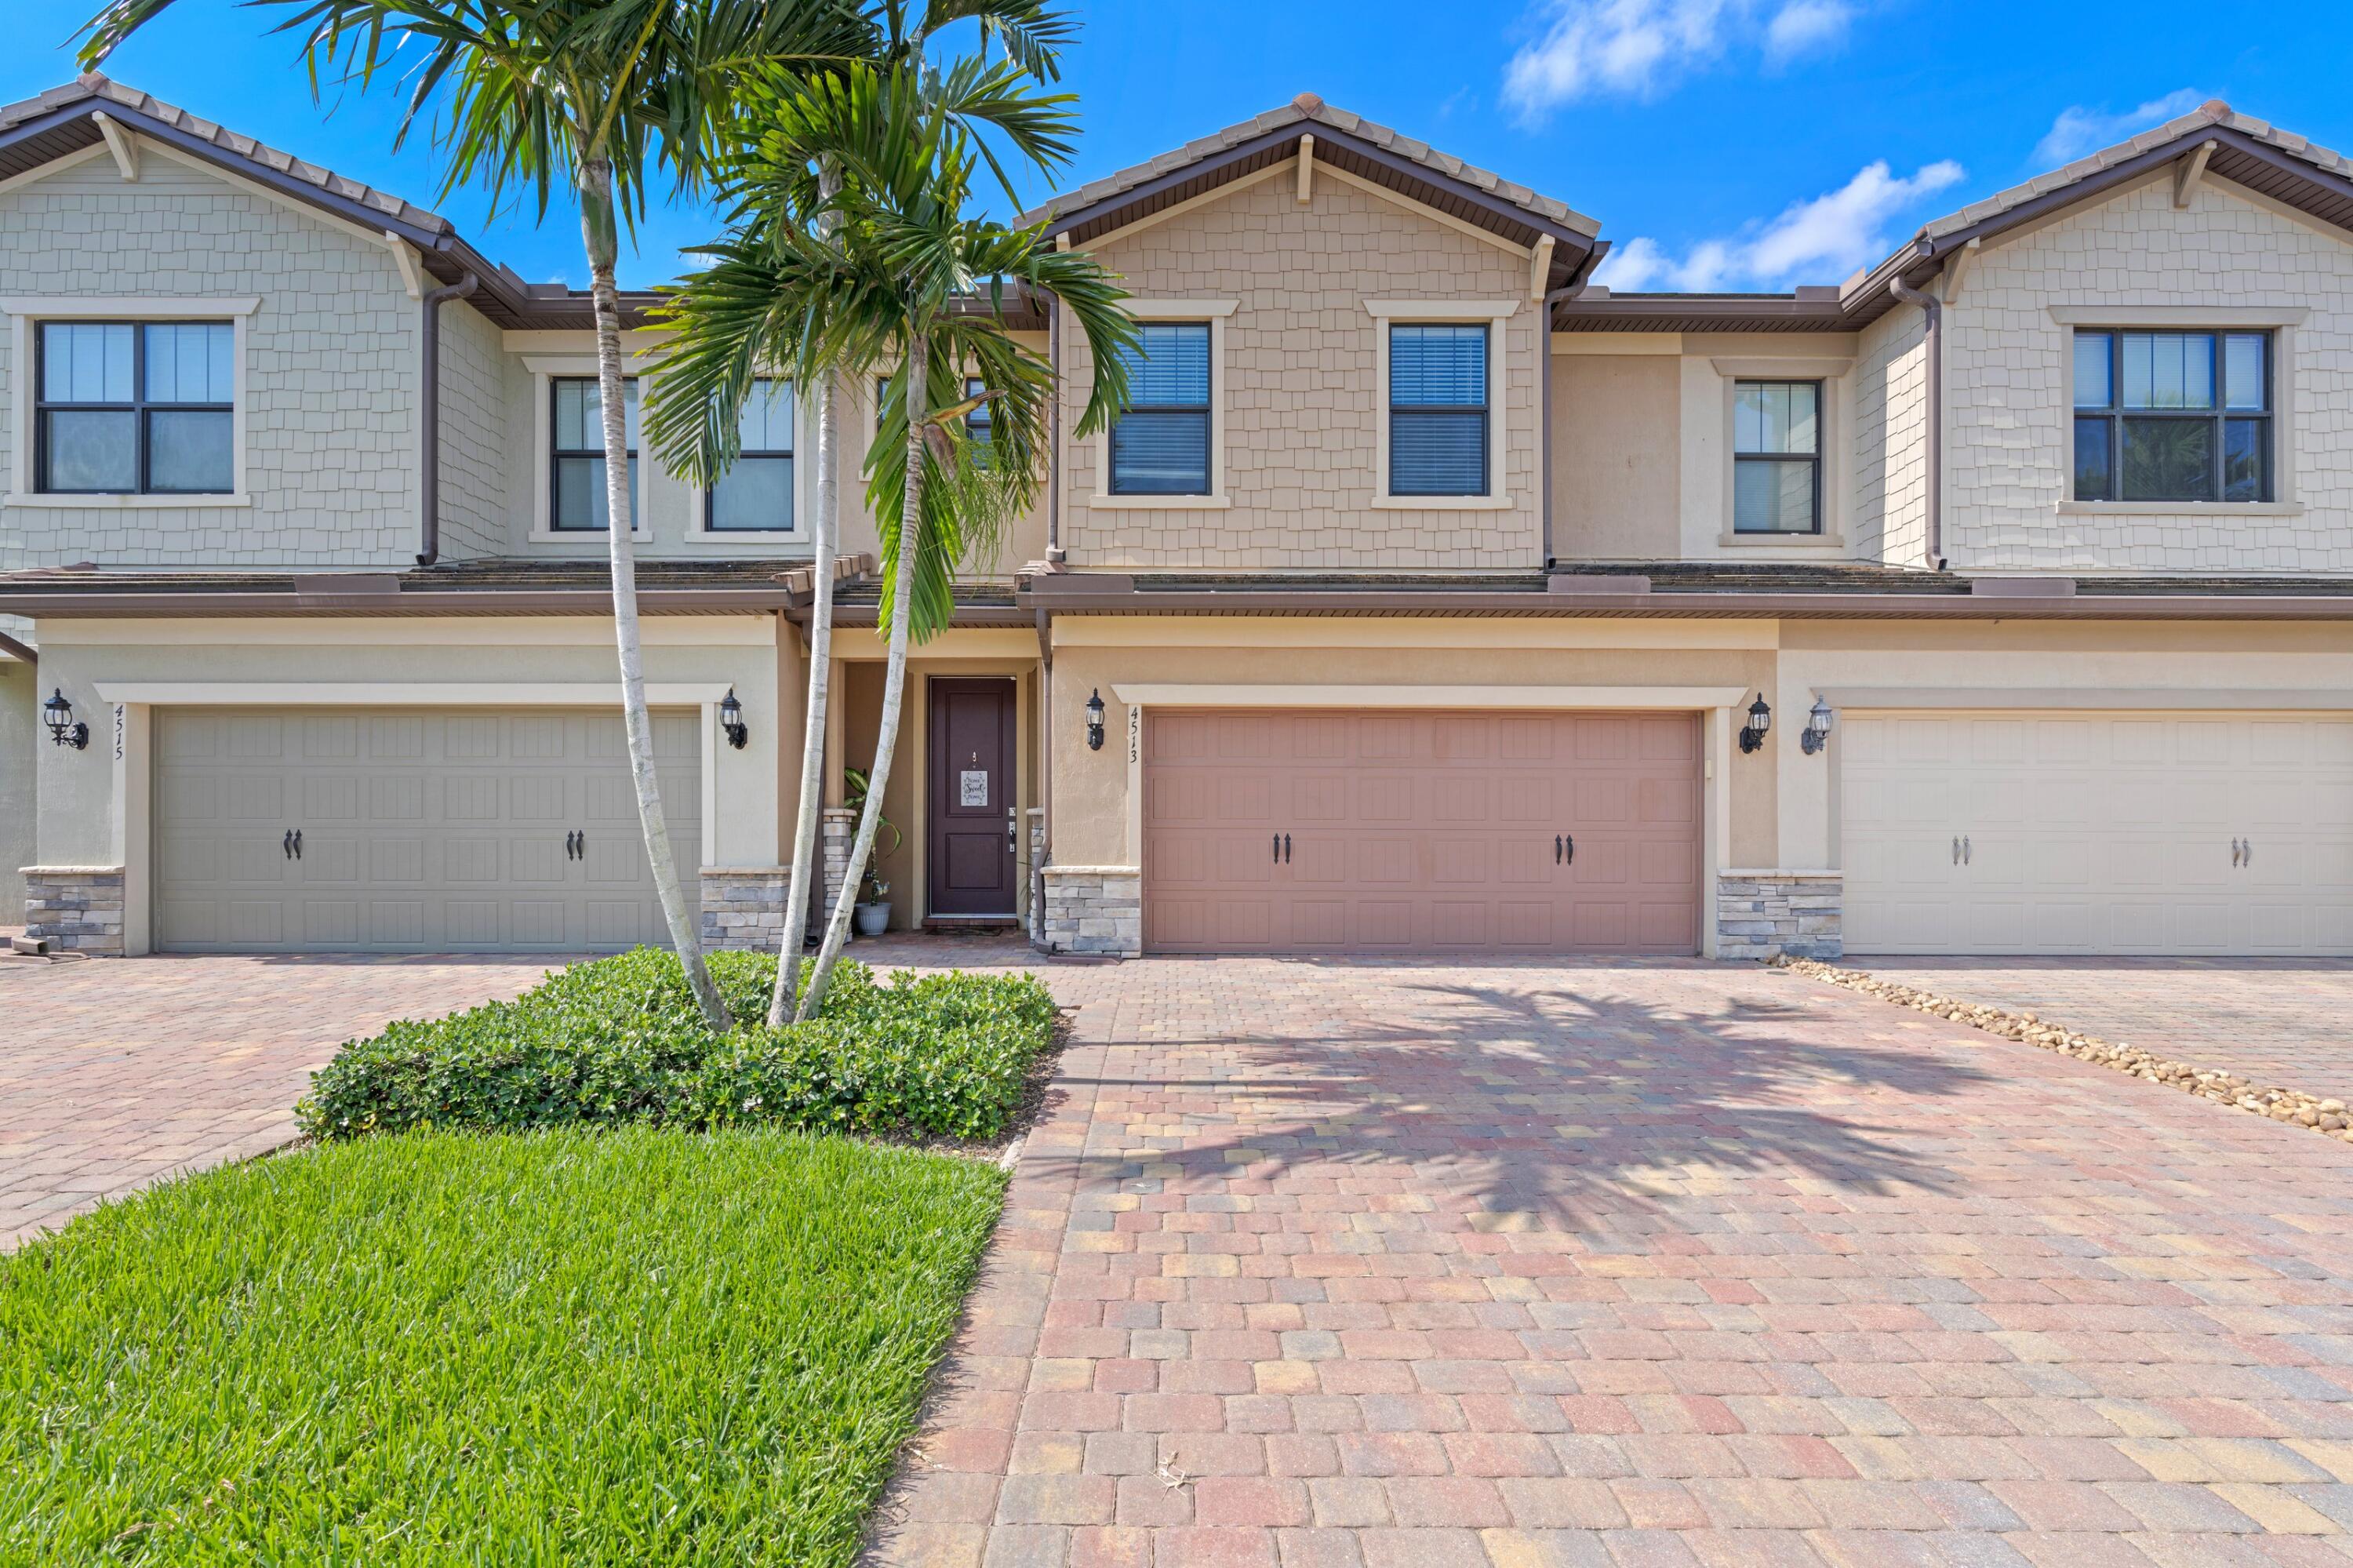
1045,294,1063,565
414,270,481,567
1539,282,1582,569
1888,275,1944,571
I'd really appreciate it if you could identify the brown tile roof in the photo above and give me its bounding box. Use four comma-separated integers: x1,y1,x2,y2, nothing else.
1024,92,1600,240
2,74,456,236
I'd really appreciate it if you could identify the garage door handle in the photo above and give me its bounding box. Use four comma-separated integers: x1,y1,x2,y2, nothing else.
1283,833,1292,864
283,829,294,860
1962,835,1970,866
2242,837,2251,868
1555,835,1562,864
1272,832,1280,864
291,829,302,860
1565,833,1574,866
1952,835,1961,866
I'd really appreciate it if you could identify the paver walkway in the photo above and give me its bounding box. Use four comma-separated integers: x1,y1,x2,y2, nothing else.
0,952,556,1247
873,955,2353,1568
1850,958,2353,1107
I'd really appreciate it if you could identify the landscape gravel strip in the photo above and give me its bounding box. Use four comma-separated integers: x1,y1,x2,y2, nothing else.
1774,955,2353,1144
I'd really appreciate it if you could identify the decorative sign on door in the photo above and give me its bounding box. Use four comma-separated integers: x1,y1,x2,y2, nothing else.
960,769,989,807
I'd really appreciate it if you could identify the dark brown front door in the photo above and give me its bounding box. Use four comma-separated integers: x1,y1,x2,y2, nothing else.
927,677,1017,918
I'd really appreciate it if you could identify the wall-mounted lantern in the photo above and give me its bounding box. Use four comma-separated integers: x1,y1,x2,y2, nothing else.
1738,693,1772,755
1801,696,1835,755
1086,689,1107,751
718,688,748,751
43,688,89,751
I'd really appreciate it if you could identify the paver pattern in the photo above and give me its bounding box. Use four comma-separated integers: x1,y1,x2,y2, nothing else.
873,955,2353,1568
1852,958,2353,1107
0,952,557,1248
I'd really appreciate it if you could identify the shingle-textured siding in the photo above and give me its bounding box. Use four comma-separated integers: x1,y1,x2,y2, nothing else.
433,297,509,560
1065,172,1541,570
1946,176,2353,573
0,151,415,569
1853,304,1928,568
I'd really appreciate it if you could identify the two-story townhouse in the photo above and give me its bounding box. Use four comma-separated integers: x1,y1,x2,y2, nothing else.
5,77,2350,962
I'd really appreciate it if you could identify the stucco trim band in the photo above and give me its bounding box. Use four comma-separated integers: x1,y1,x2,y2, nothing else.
91,682,735,707
1817,686,2353,711
1108,684,1751,711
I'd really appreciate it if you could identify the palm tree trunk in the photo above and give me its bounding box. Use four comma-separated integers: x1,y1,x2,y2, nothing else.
581,155,729,1031
768,366,838,1025
799,329,926,1020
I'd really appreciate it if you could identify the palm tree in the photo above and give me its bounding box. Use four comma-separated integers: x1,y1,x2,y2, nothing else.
78,0,878,1031
648,60,1132,1018
668,6,1079,1027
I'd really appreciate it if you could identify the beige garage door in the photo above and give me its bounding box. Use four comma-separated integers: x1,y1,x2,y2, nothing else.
155,708,700,954
1144,708,1700,955
1844,711,2353,955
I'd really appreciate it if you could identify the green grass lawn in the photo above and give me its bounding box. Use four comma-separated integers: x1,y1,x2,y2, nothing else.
0,1126,1004,1565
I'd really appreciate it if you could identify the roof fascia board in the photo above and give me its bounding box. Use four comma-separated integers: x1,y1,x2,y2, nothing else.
1017,585,2353,620
0,588,795,617
0,100,449,249
1045,121,1597,253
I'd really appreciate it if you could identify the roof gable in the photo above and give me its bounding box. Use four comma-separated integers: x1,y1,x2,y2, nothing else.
1027,93,1605,295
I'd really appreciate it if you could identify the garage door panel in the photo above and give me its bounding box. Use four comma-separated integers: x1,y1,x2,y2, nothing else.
1846,713,2352,956
1143,708,1699,956
157,707,700,955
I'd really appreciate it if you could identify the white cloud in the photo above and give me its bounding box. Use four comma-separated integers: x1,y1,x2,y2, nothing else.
1764,0,1852,59
2031,89,2204,167
1593,158,1965,291
1504,0,1857,117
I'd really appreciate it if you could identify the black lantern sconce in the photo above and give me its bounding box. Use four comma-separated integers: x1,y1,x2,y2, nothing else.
1085,689,1107,751
1801,696,1835,756
1738,693,1772,755
718,688,748,751
43,688,89,751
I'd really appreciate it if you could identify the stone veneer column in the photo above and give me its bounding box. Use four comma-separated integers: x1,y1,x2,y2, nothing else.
698,867,790,952
1026,808,1048,948
820,808,859,924
1715,870,1842,961
23,865,127,956
1039,865,1140,957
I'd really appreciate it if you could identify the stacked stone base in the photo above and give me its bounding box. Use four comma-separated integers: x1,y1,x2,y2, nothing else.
24,865,126,956
1038,865,1140,957
1716,870,1842,961
699,868,790,952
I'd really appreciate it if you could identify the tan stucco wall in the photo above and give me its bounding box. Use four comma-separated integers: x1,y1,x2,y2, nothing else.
1551,350,1680,560
0,657,34,916
1944,173,2353,573
1064,169,1542,570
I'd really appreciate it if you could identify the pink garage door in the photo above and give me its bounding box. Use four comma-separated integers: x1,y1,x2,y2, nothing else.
1143,709,1701,955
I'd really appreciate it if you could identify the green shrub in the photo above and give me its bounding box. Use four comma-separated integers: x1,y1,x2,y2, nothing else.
298,950,1058,1144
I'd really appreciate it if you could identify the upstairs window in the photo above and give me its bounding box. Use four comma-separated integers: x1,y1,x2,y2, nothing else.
1109,323,1210,495
2073,329,2271,503
962,376,991,451
37,320,234,494
707,377,793,532
550,377,640,531
1733,380,1820,534
1388,324,1489,497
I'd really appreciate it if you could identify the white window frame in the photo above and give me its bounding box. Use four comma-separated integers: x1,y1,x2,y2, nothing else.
2049,304,2307,517
683,374,808,544
1089,299,1235,510
1365,299,1517,511
524,355,652,542
1710,355,1853,548
2,297,258,508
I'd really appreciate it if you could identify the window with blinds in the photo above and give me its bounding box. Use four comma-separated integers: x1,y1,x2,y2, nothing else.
1388,324,1489,497
1109,323,1211,494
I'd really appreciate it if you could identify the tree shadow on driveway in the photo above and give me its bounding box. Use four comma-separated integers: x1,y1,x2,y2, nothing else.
1041,960,1998,1246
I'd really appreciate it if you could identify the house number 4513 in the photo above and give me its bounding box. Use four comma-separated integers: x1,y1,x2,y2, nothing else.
1127,704,1140,765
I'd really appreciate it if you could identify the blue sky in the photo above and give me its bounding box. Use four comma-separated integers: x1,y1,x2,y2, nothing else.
6,1,2351,292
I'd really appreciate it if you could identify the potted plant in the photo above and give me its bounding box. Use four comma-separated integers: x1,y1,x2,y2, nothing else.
854,871,893,937
842,767,903,937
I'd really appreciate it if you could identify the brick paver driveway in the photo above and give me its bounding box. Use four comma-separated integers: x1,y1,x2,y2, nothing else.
1848,957,2353,1107
875,955,2353,1568
0,952,557,1248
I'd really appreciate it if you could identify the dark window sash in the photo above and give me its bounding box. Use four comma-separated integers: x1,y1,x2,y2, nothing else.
34,319,235,496
2071,329,2272,503
550,377,640,531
